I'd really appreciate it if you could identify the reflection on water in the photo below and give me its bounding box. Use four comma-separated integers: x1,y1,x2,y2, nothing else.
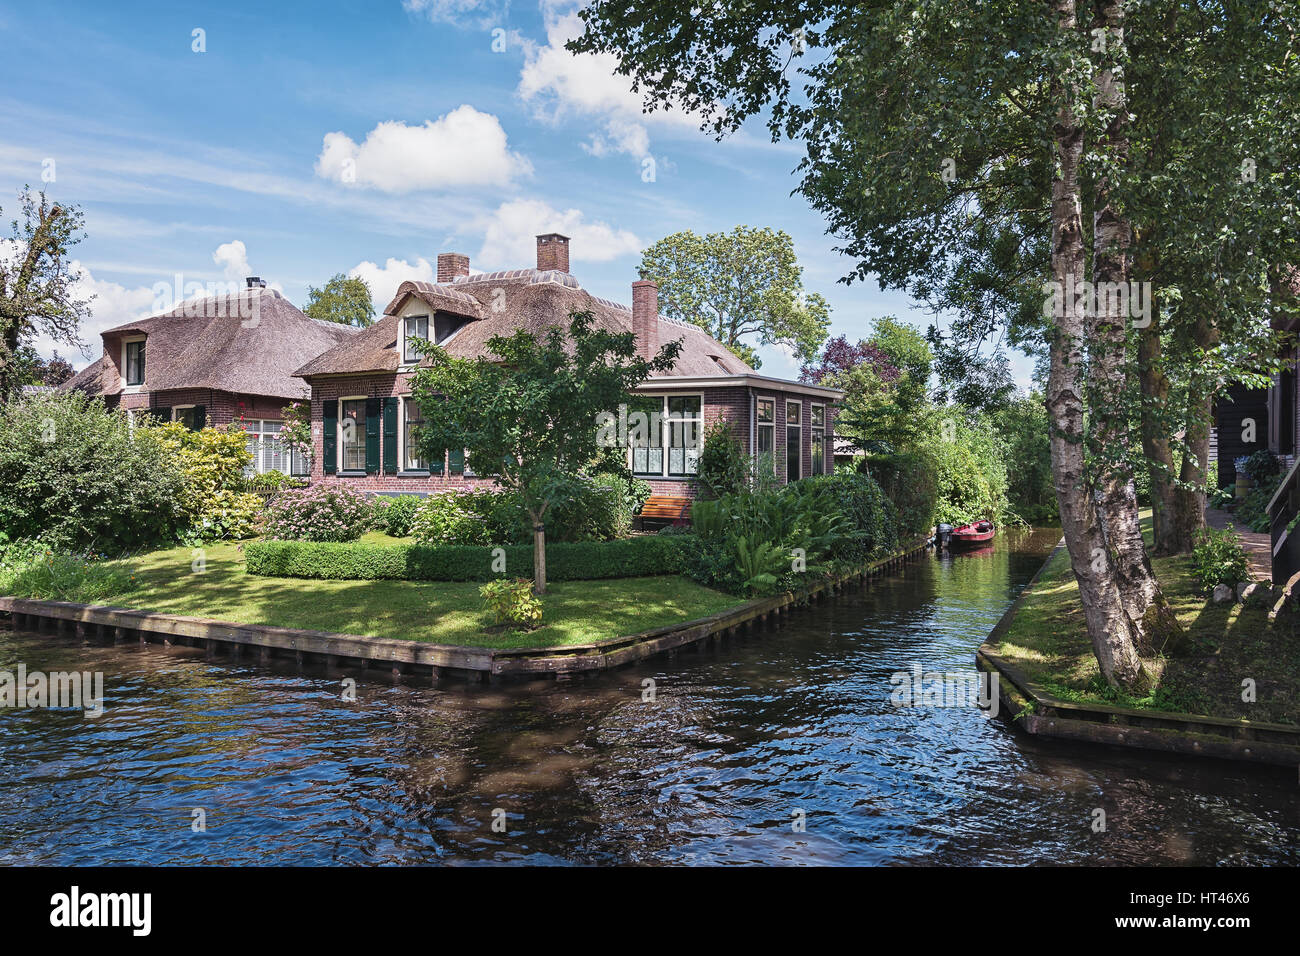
1,527,1296,865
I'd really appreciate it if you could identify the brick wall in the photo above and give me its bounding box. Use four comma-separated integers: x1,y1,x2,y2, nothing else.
304,374,837,497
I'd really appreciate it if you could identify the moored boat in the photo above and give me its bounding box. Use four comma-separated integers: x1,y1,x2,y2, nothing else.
948,519,995,548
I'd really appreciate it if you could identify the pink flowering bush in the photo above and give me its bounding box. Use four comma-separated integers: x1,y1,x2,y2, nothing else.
263,485,372,542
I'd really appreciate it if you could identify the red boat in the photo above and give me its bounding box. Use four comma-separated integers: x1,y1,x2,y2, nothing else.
948,519,995,548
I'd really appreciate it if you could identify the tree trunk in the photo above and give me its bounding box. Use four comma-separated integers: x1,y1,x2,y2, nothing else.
1138,301,1181,553
1046,0,1151,693
531,515,547,596
1085,0,1182,656
1169,313,1218,547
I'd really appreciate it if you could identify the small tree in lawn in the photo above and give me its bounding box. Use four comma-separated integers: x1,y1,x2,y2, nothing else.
408,309,682,595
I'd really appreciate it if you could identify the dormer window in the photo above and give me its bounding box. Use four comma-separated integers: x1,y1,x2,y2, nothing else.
124,338,145,386
403,315,429,363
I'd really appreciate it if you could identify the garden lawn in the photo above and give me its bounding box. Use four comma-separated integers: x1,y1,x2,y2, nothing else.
994,513,1300,725
100,542,743,650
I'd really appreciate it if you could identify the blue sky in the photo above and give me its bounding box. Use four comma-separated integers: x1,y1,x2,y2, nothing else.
0,0,1033,384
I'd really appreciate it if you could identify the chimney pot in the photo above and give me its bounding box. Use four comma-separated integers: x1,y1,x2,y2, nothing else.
536,233,571,274
437,252,470,283
632,279,659,361
245,276,266,289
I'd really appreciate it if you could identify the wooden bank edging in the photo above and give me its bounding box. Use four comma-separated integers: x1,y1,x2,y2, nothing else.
0,537,932,684
977,540,1300,768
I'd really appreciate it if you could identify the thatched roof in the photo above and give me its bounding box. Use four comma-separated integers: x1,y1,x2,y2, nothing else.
294,269,754,379
64,287,360,401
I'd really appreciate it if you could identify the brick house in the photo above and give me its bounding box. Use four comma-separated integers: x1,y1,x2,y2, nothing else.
292,234,843,496
61,279,360,475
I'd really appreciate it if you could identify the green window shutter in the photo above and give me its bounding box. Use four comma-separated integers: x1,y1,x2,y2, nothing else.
449,447,465,474
365,397,381,474
383,398,398,474
322,400,337,474
430,449,445,475
153,406,171,423
190,404,206,431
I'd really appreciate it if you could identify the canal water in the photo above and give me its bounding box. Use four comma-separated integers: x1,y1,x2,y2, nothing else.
1,527,1296,865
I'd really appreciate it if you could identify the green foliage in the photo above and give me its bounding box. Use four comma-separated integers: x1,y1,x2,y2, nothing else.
151,420,263,542
687,481,847,595
245,535,692,582
638,225,831,368
373,494,421,538
696,419,750,499
479,577,544,630
302,273,376,327
931,413,1009,526
0,392,183,551
993,394,1058,525
410,491,499,546
242,470,307,493
1190,527,1251,591
863,450,940,539
803,472,899,564
0,546,138,604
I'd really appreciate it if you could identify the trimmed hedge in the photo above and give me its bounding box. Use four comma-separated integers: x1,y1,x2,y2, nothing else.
245,535,693,582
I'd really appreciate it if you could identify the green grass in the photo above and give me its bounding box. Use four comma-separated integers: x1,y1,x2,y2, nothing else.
996,513,1300,725
93,541,743,650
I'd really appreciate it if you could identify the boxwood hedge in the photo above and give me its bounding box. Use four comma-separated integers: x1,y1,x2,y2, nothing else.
245,535,693,582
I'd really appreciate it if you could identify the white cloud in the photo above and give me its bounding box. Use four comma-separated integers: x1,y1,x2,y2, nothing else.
315,105,532,192
401,0,504,28
349,256,436,309
518,2,701,160
583,118,650,159
476,198,641,269
212,239,251,282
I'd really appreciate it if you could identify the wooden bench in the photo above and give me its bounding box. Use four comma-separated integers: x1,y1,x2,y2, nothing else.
637,495,692,531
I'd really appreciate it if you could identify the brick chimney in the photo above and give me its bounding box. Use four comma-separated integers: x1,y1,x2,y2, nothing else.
437,252,470,283
245,276,266,288
632,278,659,360
536,233,570,273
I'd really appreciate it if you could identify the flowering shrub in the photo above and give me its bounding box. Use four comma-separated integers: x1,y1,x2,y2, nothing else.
263,485,373,542
479,577,543,629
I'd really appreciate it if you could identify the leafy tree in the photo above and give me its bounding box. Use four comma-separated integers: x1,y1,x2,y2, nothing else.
574,0,1300,690
801,319,932,452
639,225,830,368
13,344,74,387
0,392,183,551
408,310,682,594
303,273,375,327
0,189,92,403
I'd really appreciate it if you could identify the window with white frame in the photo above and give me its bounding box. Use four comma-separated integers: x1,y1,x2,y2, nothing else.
755,397,776,473
786,400,802,482
402,397,428,471
403,315,429,364
630,395,702,478
340,398,366,472
811,404,826,475
241,420,308,476
124,338,145,386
